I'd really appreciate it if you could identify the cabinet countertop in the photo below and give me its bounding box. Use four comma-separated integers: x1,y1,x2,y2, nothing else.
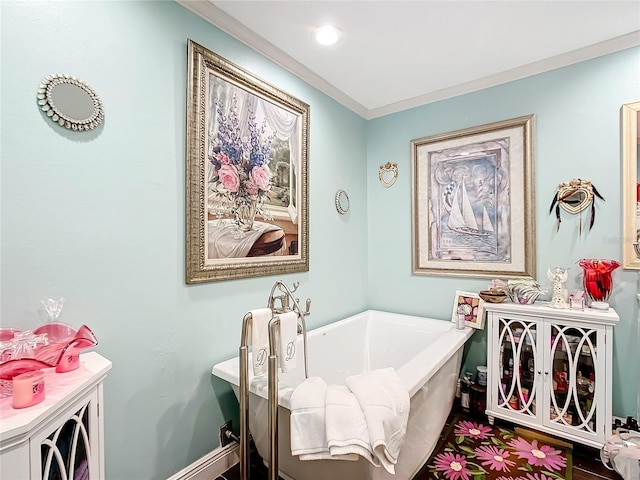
0,352,112,445
483,301,619,325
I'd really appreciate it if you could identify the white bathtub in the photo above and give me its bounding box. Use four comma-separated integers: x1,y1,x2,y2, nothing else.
212,309,473,480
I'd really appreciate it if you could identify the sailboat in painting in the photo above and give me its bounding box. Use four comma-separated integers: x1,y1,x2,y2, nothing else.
448,181,494,236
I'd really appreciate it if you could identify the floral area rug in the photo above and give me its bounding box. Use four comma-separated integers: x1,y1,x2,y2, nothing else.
417,417,572,480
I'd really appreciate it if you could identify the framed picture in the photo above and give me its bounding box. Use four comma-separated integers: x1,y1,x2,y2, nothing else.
621,101,640,269
411,115,535,278
451,290,485,329
186,40,310,284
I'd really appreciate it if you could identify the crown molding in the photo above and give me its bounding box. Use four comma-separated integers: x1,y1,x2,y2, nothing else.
368,30,640,119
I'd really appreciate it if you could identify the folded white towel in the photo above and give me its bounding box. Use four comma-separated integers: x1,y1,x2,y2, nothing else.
346,368,410,474
290,377,358,462
250,308,272,376
290,377,329,457
325,385,378,465
277,311,298,373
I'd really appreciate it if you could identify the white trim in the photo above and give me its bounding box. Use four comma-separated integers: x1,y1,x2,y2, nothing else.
167,443,239,480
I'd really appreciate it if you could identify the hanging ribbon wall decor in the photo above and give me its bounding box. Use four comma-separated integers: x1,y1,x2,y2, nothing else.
548,178,604,234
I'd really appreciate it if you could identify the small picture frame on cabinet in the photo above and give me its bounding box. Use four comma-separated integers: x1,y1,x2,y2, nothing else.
451,290,485,329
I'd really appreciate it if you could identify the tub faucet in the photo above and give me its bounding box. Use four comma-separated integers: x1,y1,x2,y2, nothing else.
271,293,290,313
267,281,311,318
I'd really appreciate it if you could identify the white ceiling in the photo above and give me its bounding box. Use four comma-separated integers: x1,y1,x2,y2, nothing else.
178,1,640,119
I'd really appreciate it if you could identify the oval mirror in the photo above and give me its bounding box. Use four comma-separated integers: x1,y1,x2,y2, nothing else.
37,74,104,131
335,189,350,215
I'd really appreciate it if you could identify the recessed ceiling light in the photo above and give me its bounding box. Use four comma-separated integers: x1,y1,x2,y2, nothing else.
313,24,342,46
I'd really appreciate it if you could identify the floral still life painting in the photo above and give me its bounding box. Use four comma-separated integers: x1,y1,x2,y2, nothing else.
186,40,309,283
423,418,571,480
209,93,275,232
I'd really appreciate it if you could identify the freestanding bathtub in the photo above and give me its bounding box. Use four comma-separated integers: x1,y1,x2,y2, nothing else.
212,309,474,480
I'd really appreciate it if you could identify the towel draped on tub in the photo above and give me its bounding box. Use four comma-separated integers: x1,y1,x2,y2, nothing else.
289,367,410,474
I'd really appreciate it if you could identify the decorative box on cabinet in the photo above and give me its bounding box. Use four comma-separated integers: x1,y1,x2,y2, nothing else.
0,352,112,479
484,302,618,448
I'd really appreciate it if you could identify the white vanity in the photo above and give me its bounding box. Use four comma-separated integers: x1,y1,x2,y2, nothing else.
484,302,617,448
0,352,111,479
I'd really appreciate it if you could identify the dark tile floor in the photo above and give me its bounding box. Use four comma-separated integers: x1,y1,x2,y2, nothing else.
218,407,623,480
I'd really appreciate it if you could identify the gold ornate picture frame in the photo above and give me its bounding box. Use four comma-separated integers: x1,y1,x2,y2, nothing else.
411,115,535,278
622,101,640,269
186,40,310,283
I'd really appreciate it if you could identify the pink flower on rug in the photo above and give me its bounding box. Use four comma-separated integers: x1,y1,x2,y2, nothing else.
433,452,470,480
474,444,516,472
454,420,494,440
507,437,567,471
525,473,556,480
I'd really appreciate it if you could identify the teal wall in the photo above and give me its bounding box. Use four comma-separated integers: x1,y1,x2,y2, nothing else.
1,1,638,479
1,1,367,478
367,47,640,418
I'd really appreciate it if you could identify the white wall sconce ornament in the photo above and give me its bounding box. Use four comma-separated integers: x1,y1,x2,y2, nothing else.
379,162,398,188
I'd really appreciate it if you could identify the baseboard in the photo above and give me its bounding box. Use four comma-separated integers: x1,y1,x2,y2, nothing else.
167,443,239,480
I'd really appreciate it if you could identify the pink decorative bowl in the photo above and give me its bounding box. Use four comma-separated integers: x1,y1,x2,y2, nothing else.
33,323,98,372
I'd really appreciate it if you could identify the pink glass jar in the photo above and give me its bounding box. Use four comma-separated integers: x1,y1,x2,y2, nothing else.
578,259,620,303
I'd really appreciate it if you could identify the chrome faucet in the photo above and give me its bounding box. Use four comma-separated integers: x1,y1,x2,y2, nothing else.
267,281,311,319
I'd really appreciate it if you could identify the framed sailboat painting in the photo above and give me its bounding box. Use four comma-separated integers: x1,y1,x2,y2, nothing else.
411,115,535,278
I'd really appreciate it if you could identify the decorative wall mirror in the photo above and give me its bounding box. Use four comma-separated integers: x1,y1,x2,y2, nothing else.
622,101,640,269
379,162,398,188
335,189,350,214
37,74,104,131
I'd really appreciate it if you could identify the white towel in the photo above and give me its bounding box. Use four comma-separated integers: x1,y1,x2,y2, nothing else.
277,311,298,373
290,377,358,462
325,385,378,465
346,368,410,474
250,308,272,376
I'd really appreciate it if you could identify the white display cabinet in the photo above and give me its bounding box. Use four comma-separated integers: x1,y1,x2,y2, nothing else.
484,302,618,448
0,352,111,479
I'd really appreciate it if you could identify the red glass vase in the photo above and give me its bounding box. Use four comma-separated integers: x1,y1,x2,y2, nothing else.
578,259,620,303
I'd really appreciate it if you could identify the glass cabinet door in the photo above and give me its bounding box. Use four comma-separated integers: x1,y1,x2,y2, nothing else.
40,401,92,480
497,317,538,418
548,324,597,434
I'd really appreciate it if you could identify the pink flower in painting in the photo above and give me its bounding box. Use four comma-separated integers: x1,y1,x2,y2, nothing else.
218,164,240,193
454,420,494,440
507,437,567,471
216,152,231,165
250,164,271,192
245,180,259,197
474,445,516,472
433,452,470,480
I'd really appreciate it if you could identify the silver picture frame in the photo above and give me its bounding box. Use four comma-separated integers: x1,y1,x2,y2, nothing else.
186,40,310,284
411,115,535,278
